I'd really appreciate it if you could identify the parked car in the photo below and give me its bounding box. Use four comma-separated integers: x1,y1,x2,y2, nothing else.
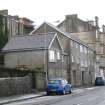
95,76,105,86
46,78,72,95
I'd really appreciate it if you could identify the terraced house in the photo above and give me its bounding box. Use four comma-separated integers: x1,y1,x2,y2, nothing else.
1,15,96,91
57,14,105,78
30,22,96,87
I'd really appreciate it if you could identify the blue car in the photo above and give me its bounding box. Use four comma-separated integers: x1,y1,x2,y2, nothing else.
46,78,72,95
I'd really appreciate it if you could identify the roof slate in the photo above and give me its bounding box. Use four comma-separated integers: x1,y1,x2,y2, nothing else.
2,32,56,52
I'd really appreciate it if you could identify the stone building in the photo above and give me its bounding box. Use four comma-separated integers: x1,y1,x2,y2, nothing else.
0,9,34,42
57,14,105,78
30,22,95,87
2,32,63,89
100,25,105,76
0,10,23,41
0,10,34,65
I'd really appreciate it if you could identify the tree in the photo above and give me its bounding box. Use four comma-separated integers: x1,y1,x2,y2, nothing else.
0,14,8,50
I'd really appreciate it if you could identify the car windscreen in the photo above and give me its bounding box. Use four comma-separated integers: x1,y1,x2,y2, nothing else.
96,77,103,81
49,80,61,84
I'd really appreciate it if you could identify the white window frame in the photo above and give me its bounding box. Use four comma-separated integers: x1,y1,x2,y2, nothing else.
71,40,74,47
71,55,74,62
84,47,87,54
96,30,98,39
49,50,55,62
57,51,61,60
62,55,64,62
80,59,84,66
76,43,78,49
80,45,83,52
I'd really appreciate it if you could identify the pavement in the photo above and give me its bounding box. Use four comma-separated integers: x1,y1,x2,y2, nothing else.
0,86,97,105
0,92,46,105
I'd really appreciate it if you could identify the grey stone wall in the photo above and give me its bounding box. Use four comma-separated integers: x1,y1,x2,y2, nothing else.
0,75,32,97
4,50,46,69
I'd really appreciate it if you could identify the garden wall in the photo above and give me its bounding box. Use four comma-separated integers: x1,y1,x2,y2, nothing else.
0,75,32,97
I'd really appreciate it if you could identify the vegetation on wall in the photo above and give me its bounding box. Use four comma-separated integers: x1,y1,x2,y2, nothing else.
0,14,8,50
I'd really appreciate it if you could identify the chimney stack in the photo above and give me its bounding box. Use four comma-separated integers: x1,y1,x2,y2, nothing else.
0,9,8,15
66,14,77,19
95,16,99,28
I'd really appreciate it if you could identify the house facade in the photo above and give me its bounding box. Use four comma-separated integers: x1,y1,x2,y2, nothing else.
0,10,35,67
2,33,64,89
30,22,96,87
57,14,105,78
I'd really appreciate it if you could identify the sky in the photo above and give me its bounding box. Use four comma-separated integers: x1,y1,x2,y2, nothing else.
0,0,105,28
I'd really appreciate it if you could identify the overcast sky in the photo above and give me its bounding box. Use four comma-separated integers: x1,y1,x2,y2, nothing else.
0,0,105,28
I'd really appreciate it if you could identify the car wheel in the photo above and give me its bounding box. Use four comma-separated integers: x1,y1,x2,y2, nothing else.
47,92,50,96
69,89,72,94
62,89,66,95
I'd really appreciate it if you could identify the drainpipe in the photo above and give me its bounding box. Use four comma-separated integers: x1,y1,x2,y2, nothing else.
44,23,48,86
46,49,49,81
102,25,105,33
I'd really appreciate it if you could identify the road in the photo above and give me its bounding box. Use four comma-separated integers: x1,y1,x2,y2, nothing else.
4,86,105,105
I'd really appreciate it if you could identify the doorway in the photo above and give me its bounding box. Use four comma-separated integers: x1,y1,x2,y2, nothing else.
73,71,76,86
82,71,85,85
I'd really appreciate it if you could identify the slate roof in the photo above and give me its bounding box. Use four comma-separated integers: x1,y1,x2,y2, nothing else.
2,32,56,52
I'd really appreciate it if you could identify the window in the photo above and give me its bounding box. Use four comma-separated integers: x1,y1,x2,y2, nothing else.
96,31,98,39
71,55,74,62
62,55,64,62
49,50,55,62
73,42,78,49
96,56,100,62
49,80,60,84
80,59,84,66
57,52,60,60
88,59,90,65
0,55,4,65
80,45,83,52
101,46,103,54
85,59,88,67
70,40,74,47
77,57,80,64
76,43,78,49
84,47,87,54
